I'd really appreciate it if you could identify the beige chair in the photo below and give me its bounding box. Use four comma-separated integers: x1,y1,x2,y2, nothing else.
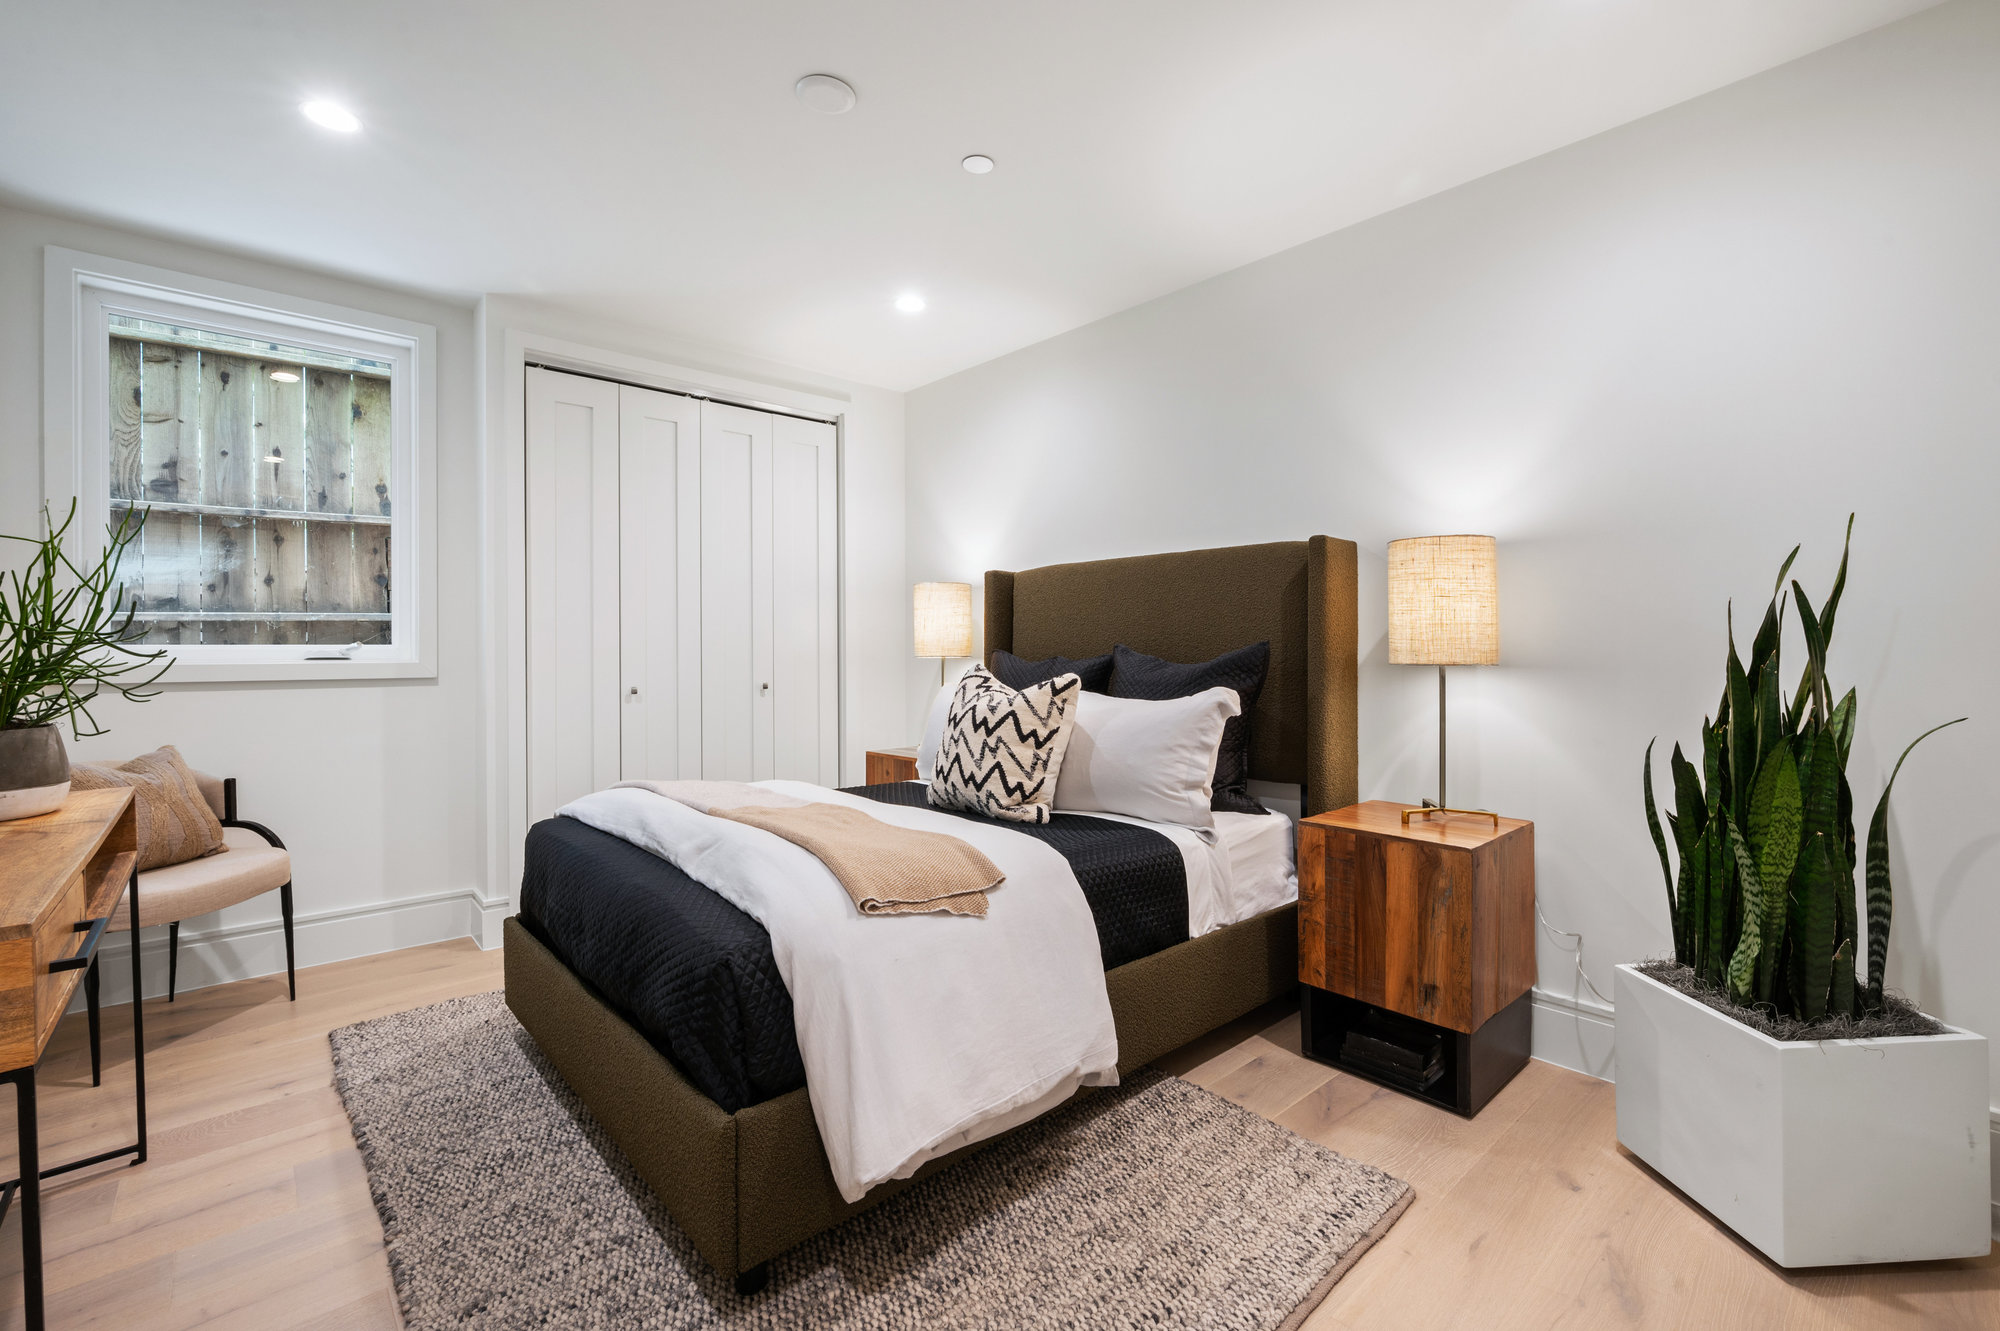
87,771,296,1082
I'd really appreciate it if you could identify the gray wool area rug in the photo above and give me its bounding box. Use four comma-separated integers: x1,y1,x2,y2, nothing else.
330,991,1412,1331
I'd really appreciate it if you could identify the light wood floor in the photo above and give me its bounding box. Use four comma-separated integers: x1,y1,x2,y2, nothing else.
0,940,1989,1329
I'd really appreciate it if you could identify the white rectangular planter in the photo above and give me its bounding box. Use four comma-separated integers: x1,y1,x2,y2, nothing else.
1614,963,1990,1267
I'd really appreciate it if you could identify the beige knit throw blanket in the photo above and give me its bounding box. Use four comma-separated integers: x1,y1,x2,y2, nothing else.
614,780,1002,917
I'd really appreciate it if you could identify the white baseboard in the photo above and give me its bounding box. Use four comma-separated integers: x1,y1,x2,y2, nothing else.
474,897,511,949
78,886,509,1009
1530,983,1617,1082
1529,985,1998,1239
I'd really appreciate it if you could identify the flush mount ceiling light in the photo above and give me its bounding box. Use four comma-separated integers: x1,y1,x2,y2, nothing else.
268,369,301,383
300,99,361,133
961,155,995,174
795,74,857,115
895,292,926,313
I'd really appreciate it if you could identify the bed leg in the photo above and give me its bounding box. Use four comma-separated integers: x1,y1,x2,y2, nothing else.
734,1263,770,1297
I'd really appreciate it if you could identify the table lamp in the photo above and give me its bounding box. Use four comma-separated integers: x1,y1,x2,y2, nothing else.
913,581,973,687
1387,535,1498,808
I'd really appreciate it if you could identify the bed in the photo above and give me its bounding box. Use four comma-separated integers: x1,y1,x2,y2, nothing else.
503,536,1358,1290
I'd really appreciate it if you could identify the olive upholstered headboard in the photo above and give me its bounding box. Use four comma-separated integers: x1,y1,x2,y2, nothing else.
983,537,1358,816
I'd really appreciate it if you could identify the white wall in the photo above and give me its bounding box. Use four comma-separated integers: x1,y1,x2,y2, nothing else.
0,201,489,1000
903,1,2000,1100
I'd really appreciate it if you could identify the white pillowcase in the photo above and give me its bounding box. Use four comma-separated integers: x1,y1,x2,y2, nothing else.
1053,687,1241,829
915,677,958,780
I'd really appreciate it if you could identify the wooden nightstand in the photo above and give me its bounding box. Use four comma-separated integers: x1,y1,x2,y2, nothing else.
1296,800,1535,1116
864,747,920,784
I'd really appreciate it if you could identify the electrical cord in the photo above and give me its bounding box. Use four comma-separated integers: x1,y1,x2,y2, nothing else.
1536,901,1616,1011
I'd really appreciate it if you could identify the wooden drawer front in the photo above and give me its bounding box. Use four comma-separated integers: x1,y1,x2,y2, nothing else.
1381,840,1473,1031
33,869,89,1042
0,938,36,1071
1303,825,1477,1033
0,787,136,1072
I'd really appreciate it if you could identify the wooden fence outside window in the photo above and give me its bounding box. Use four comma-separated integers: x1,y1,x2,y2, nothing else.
108,333,393,646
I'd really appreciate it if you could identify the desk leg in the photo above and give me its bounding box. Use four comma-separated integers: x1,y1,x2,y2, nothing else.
129,863,146,1164
0,866,148,1329
13,1068,42,1331
84,959,101,1088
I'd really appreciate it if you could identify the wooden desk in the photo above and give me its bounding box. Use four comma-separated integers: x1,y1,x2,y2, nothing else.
0,789,149,1330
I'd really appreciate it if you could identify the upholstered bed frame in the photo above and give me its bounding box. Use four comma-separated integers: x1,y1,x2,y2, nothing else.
504,536,1358,1291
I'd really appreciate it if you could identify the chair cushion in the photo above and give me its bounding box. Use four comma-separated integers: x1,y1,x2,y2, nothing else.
70,746,226,870
109,826,291,931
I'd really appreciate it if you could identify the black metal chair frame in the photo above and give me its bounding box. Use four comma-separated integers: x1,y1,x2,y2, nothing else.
82,775,295,1090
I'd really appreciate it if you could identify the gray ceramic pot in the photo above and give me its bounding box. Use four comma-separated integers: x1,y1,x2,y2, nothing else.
0,724,71,821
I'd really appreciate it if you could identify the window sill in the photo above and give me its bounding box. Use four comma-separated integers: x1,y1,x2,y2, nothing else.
154,658,436,684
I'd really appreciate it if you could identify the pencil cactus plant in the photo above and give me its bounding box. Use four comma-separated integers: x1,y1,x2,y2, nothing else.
2,501,168,736
1642,517,1962,1021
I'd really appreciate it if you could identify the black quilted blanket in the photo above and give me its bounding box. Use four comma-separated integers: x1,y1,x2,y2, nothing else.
517,782,1188,1112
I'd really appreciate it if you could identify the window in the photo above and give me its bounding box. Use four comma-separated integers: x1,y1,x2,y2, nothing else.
108,314,396,648
45,248,436,680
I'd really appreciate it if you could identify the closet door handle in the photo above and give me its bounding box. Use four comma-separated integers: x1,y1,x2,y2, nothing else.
760,682,770,695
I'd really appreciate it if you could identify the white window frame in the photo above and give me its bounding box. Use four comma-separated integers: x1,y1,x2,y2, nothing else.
43,246,438,681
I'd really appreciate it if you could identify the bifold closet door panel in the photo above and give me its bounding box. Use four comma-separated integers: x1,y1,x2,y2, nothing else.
525,367,621,821
771,416,839,786
697,401,773,782
617,384,702,782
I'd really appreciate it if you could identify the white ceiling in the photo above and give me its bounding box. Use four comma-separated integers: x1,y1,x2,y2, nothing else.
1,1,1940,391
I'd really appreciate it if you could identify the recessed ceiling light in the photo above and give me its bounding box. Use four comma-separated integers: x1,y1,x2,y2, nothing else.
795,74,856,115
895,293,926,314
962,155,995,175
268,369,301,383
301,99,361,133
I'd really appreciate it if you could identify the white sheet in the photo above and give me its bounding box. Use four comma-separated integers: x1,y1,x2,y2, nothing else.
556,781,1118,1204
1213,809,1299,926
879,786,1298,939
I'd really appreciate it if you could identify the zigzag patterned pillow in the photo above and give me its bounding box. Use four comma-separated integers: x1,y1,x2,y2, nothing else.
928,664,1081,824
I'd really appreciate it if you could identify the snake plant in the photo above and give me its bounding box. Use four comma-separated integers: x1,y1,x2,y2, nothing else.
1642,517,1962,1020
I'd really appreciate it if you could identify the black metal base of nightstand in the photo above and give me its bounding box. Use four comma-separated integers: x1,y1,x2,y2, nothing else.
1300,985,1531,1117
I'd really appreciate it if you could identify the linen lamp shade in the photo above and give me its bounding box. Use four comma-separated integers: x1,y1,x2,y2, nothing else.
1387,536,1499,666
913,582,973,660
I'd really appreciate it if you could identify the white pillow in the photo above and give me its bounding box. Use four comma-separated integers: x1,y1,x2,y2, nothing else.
1053,687,1241,829
915,678,958,780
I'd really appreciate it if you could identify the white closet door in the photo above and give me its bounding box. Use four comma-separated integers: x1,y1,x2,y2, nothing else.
697,401,772,781
525,367,621,821
527,371,842,815
770,415,839,785
617,384,702,781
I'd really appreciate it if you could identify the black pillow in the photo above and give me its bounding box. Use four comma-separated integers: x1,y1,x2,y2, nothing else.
1109,642,1270,814
990,649,1114,694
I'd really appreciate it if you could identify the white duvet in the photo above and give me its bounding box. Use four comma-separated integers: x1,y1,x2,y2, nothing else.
556,780,1120,1203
